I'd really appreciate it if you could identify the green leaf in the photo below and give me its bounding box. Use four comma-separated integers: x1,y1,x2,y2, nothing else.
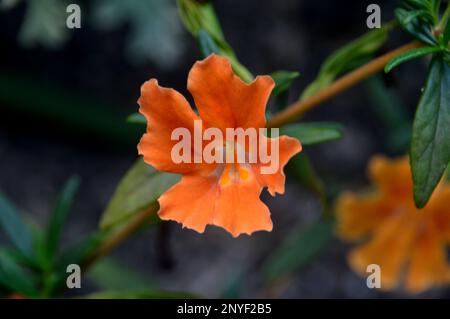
270,71,300,97
177,0,224,45
0,193,34,258
432,0,442,16
0,247,37,269
398,9,432,25
100,159,179,229
126,113,146,125
263,220,334,282
443,17,450,44
87,258,153,291
395,7,437,45
55,232,106,270
301,25,392,99
281,122,344,146
411,56,450,208
41,232,107,297
45,176,80,261
30,225,50,270
177,0,253,82
385,46,443,73
198,28,220,57
0,248,39,297
83,290,195,299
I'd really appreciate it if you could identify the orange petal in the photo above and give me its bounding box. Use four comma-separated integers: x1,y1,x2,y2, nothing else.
158,174,219,234
251,135,302,196
336,192,396,241
213,173,273,237
348,213,416,290
405,228,450,293
187,54,274,131
425,186,450,238
137,79,205,174
158,168,273,237
368,156,412,199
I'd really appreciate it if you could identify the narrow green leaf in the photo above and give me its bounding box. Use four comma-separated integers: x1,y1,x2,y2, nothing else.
55,231,106,270
432,0,442,17
385,46,442,73
281,122,344,146
45,176,80,261
30,225,50,270
198,28,220,57
270,71,300,97
126,113,146,125
411,56,450,208
177,0,253,82
263,220,334,282
443,18,450,44
43,232,107,297
177,0,224,41
0,248,38,297
397,9,431,26
395,7,437,45
100,159,179,229
0,247,36,269
0,193,34,258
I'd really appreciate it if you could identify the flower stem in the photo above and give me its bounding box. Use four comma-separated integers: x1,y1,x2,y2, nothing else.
266,41,423,128
81,204,158,271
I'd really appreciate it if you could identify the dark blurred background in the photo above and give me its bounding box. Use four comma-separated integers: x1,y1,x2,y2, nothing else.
0,0,445,298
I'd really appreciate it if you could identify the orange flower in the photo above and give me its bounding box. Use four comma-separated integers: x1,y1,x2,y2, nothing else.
336,156,450,293
137,54,301,237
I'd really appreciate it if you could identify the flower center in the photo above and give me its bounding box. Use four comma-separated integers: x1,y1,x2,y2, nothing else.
219,163,251,186
217,140,251,186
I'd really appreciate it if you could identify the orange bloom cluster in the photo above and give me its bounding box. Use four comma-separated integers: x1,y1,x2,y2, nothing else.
138,55,301,237
336,156,450,293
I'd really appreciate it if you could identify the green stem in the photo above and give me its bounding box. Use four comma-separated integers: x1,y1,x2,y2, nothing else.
267,41,423,128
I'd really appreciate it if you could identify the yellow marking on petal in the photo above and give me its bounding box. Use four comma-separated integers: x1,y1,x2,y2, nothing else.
219,165,231,187
238,165,250,181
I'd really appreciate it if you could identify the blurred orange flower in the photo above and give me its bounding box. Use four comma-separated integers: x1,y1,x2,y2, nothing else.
137,54,301,237
336,156,450,293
